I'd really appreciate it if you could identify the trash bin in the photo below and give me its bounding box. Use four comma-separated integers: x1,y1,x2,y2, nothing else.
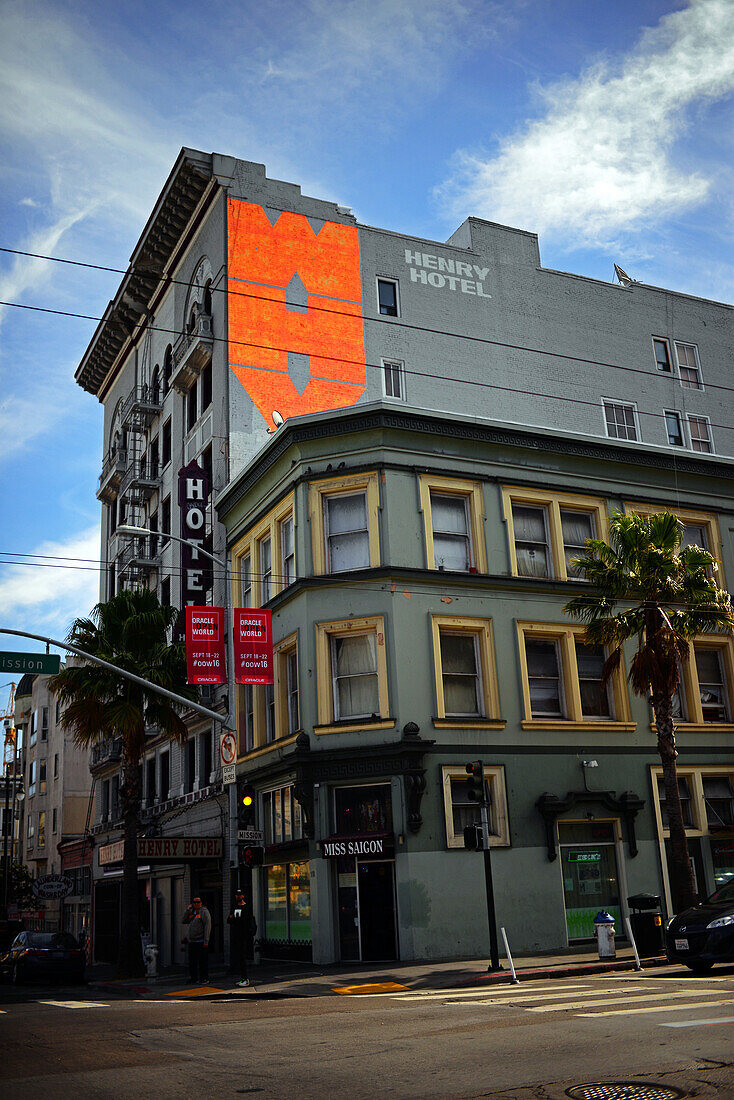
627,894,664,956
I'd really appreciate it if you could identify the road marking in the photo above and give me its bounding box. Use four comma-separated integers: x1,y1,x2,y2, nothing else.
394,984,653,1003
660,1016,734,1027
443,987,660,1007
166,986,222,998
530,990,728,1013
333,982,409,995
577,998,734,1017
37,1001,111,1009
392,984,590,1000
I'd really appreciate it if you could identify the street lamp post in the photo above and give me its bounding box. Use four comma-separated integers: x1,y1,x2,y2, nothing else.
2,729,24,920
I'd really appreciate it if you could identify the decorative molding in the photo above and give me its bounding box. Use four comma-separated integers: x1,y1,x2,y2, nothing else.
536,789,645,861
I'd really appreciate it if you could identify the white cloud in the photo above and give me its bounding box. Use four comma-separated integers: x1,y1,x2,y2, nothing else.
0,525,101,640
19,198,38,208
439,0,734,246
0,209,91,331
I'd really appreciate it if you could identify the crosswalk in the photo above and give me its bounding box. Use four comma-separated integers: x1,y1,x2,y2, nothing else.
365,976,734,1024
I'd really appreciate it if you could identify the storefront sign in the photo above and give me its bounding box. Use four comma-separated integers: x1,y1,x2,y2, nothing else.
567,850,602,863
186,605,226,684
321,834,394,859
178,460,211,606
98,837,222,865
233,608,273,684
31,873,74,900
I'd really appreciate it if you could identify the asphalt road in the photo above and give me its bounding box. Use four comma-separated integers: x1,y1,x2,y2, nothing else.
1,965,733,1099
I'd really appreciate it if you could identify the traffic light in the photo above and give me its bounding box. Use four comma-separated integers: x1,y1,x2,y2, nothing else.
465,760,484,803
238,784,255,829
242,845,264,868
463,824,483,850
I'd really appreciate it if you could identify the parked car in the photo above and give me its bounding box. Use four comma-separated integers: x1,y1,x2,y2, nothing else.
0,931,86,984
666,879,734,972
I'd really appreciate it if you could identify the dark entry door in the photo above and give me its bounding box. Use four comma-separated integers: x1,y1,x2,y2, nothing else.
358,861,397,961
94,882,120,963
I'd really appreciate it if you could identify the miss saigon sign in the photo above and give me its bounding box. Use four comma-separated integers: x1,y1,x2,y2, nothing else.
320,834,394,859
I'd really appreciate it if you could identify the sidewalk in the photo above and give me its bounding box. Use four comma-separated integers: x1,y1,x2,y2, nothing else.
86,943,669,1000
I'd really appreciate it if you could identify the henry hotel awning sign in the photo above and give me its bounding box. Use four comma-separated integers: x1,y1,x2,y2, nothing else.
98,837,223,865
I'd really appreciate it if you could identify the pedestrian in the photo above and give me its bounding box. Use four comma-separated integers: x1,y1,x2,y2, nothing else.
227,889,257,987
181,896,212,983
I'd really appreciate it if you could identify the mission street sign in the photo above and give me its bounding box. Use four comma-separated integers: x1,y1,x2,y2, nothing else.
0,651,61,675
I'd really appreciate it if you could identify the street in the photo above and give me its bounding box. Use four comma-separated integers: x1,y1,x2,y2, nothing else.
1,965,733,1098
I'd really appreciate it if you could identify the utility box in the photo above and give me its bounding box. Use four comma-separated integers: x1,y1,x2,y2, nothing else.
627,894,664,956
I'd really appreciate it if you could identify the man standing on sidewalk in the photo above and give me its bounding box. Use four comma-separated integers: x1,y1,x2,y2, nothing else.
182,896,211,983
227,889,257,987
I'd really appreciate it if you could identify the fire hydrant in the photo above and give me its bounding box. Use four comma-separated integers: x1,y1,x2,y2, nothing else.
593,910,616,959
144,943,159,978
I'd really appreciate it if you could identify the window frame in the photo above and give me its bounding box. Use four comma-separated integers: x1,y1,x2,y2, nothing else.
688,414,714,454
516,621,633,730
381,357,406,401
314,615,392,734
652,337,672,373
376,277,400,317
274,633,300,740
419,474,487,573
650,764,734,839
665,635,734,730
602,399,639,442
441,765,510,849
431,615,504,729
675,341,703,390
502,486,608,582
231,492,295,607
623,503,724,587
309,472,380,576
663,410,685,447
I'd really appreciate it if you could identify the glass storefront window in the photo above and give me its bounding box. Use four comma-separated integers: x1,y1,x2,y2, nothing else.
334,784,392,834
264,861,311,943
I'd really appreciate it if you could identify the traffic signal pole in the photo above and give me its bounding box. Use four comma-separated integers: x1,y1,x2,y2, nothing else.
480,793,500,972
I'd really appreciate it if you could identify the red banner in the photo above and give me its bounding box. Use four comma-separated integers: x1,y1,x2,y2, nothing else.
185,606,226,684
234,608,273,684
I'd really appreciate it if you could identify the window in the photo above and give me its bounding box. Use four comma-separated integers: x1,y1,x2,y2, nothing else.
27,814,34,843
274,635,300,739
659,636,734,728
280,516,295,587
160,577,171,608
441,766,510,849
689,416,713,453
162,418,171,466
39,759,47,795
201,362,212,412
419,475,486,573
381,358,405,400
30,711,37,747
675,342,702,389
377,278,398,316
703,776,734,828
503,487,606,582
184,739,196,793
28,760,36,798
265,685,276,743
100,779,110,821
603,400,638,441
239,685,254,754
695,646,729,722
517,622,631,728
315,616,391,732
38,811,45,849
625,503,723,584
187,384,197,431
52,808,57,834
657,777,693,828
146,757,156,806
262,785,304,845
163,346,173,393
309,473,380,576
53,753,59,779
160,751,170,801
231,494,295,603
431,616,503,728
110,775,120,819
199,730,212,785
260,537,272,603
161,497,171,542
653,338,672,372
664,411,684,447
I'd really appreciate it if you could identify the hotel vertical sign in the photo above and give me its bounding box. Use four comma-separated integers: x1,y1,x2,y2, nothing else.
178,460,211,607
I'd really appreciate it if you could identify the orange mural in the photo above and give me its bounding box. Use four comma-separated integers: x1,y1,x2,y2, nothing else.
227,199,366,430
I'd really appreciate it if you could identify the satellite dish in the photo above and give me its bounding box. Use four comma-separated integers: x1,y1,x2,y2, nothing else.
272,410,284,427
613,263,633,286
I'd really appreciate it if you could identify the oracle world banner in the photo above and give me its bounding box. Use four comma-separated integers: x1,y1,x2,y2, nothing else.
234,608,273,685
185,605,226,685
227,199,366,431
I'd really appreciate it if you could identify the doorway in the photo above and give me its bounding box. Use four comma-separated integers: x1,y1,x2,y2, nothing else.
336,857,397,961
558,821,622,941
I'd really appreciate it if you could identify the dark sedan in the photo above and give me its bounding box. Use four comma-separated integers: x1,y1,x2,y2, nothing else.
666,879,734,972
0,931,86,984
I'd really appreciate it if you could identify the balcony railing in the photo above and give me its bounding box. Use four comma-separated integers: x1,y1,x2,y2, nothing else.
90,738,123,770
120,385,163,431
97,447,128,502
119,456,160,503
171,305,213,393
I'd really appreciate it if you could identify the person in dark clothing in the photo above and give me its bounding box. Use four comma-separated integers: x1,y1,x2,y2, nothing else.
227,890,257,987
182,896,212,983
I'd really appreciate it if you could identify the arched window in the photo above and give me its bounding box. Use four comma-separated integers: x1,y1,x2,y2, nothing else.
151,366,160,405
203,280,212,315
187,306,197,335
163,346,173,393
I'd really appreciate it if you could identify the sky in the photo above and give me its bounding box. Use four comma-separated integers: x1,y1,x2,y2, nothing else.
1,0,734,714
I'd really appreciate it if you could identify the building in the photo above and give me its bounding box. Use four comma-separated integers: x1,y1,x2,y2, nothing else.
216,402,734,962
75,148,734,964
13,672,94,929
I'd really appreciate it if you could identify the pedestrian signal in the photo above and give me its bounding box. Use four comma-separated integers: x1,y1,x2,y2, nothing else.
463,824,483,850
242,845,264,869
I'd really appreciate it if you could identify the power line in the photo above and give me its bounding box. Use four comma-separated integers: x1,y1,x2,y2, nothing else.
2,244,733,398
0,296,729,437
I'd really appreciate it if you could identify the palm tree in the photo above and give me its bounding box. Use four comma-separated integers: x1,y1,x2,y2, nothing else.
564,510,734,914
50,589,196,977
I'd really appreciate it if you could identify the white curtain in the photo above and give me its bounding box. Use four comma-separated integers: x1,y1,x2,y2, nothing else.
327,495,369,571
334,635,379,717
513,505,549,577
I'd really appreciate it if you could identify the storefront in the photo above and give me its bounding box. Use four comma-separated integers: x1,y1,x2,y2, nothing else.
322,783,398,962
558,821,623,941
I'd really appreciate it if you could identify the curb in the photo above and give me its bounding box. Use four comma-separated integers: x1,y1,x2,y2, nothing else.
458,955,669,986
